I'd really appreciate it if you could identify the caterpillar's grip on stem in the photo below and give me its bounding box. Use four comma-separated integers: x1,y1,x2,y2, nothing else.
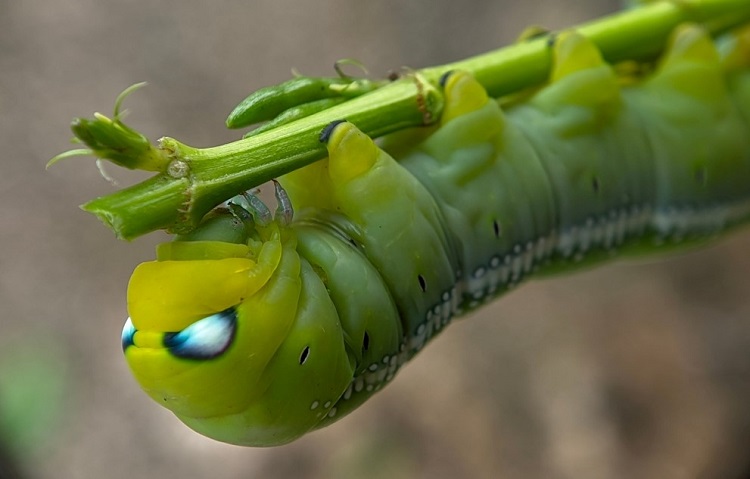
51,0,750,239
122,24,750,445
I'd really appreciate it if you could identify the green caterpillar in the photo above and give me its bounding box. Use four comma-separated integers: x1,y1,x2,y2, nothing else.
121,24,750,446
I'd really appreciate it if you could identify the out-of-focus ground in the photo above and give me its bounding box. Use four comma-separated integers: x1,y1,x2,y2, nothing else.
2,1,750,478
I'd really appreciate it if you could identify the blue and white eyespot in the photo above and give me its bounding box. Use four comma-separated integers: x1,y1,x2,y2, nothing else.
122,317,136,351
163,308,238,360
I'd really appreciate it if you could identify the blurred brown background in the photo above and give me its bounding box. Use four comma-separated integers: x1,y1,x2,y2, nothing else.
2,1,750,478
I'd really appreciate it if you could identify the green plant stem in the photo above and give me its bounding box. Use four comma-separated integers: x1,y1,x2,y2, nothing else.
80,0,750,239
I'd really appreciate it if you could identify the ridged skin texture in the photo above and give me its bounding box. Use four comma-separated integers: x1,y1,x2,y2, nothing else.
123,24,750,446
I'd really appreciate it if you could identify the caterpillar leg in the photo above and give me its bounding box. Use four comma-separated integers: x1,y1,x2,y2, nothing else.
224,181,293,229
533,30,622,129
234,189,273,226
272,179,293,225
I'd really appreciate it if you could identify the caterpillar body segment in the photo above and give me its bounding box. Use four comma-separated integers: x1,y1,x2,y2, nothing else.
122,24,750,446
282,123,460,341
628,24,750,240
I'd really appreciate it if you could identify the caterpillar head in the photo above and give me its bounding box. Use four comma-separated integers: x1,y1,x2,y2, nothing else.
121,189,355,446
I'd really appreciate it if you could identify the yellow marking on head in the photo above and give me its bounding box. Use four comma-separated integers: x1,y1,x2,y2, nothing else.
128,237,282,332
157,241,250,261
